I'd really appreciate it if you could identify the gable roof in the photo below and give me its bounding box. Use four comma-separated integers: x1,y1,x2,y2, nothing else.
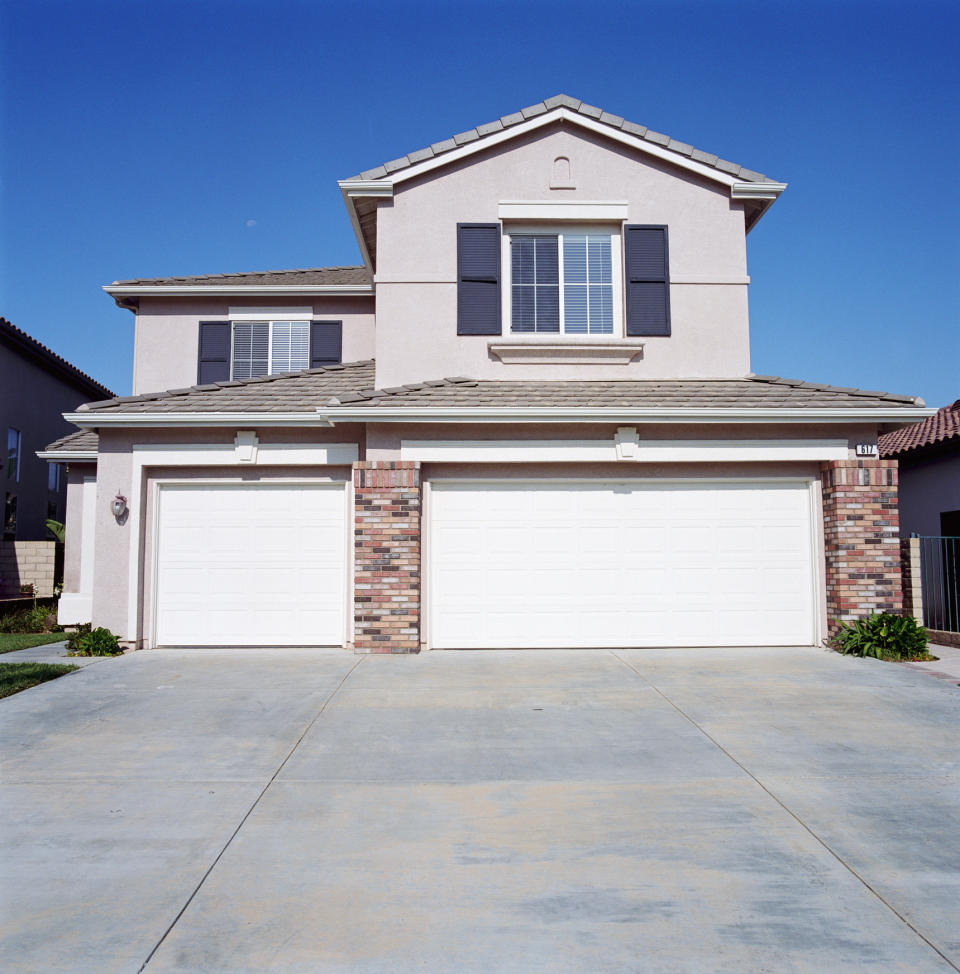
0,318,115,400
63,361,928,427
349,94,780,185
880,399,960,457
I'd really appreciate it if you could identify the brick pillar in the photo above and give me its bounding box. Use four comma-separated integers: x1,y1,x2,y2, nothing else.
900,536,924,623
353,461,421,654
820,459,902,634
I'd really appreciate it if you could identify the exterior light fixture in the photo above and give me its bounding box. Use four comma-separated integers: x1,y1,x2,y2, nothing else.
111,493,128,520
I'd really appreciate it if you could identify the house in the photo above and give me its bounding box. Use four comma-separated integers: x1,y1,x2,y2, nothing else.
43,94,932,650
1,317,113,544
880,400,960,537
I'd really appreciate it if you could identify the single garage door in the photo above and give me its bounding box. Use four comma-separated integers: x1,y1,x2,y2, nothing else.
154,483,347,647
429,480,817,648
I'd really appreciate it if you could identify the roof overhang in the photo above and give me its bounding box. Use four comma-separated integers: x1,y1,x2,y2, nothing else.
64,405,933,429
104,283,375,311
338,106,786,270
35,450,98,461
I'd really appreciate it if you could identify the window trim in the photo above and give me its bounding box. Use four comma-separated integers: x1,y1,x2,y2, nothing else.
500,223,623,338
230,319,311,380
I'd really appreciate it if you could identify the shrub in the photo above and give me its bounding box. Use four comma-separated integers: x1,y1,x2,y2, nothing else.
833,613,928,660
0,603,60,634
66,623,118,656
67,625,122,657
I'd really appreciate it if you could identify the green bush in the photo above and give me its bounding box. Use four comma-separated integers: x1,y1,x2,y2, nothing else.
833,613,928,660
67,625,122,657
0,603,60,634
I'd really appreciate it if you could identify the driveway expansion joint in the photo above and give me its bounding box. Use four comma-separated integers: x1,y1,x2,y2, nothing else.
135,656,364,973
610,650,960,974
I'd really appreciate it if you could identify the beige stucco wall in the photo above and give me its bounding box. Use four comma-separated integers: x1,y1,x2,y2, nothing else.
131,296,376,395
63,463,95,593
374,123,752,388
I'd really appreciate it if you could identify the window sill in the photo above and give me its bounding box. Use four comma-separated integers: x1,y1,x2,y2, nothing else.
488,340,644,365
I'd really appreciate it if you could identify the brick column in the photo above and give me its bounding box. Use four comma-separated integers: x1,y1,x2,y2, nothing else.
353,461,421,654
900,537,924,624
820,459,902,634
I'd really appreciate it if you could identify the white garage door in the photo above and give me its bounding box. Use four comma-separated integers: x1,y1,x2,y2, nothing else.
430,481,817,648
154,483,347,647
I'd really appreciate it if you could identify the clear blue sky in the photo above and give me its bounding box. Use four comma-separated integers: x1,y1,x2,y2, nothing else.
2,0,957,405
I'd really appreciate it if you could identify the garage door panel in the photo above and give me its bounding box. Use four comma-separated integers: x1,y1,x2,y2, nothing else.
154,484,346,647
430,481,816,649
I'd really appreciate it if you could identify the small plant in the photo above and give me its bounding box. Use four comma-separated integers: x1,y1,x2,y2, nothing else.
67,625,122,657
46,519,65,543
19,583,34,597
833,613,929,661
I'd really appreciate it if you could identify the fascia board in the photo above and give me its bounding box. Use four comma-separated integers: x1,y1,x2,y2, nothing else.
731,182,788,200
35,451,98,461
383,109,743,190
63,412,336,428
103,284,374,297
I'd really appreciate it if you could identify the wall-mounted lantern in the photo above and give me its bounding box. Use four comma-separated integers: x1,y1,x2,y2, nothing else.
111,493,128,521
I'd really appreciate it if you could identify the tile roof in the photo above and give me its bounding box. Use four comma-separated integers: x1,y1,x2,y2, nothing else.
350,93,780,184
43,429,99,454
76,361,377,413
71,362,923,417
0,318,115,399
109,266,372,287
879,399,960,457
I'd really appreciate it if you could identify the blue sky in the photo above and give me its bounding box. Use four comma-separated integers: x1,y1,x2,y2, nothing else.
2,0,957,405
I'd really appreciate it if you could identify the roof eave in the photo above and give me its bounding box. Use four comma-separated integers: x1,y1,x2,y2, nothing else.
35,450,98,461
63,405,935,428
103,283,375,299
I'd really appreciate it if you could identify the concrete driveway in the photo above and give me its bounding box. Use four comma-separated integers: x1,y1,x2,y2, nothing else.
1,646,957,974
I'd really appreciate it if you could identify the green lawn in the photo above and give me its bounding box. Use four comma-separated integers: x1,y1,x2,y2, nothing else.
0,662,78,699
0,632,67,654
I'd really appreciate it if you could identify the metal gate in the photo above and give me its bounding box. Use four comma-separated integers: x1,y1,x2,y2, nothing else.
916,536,960,633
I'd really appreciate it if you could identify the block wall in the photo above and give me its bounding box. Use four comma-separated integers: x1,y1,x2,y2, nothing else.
0,541,57,598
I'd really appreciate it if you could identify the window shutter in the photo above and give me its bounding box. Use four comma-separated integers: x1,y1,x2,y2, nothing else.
310,321,342,367
457,223,501,335
197,321,231,383
624,226,671,337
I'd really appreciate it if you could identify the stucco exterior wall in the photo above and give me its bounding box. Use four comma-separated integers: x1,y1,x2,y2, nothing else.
0,344,101,540
132,296,376,395
373,123,752,388
897,451,960,536
62,463,95,593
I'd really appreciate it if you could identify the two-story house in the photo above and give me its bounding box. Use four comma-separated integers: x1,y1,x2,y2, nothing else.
44,95,931,650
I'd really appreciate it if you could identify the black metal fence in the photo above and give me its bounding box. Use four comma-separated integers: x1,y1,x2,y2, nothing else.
916,536,960,633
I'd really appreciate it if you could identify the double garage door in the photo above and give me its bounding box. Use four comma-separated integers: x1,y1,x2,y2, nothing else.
153,479,817,648
429,481,817,648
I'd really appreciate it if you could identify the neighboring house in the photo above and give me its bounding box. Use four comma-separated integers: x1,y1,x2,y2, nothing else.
1,317,113,543
880,400,960,537
43,94,932,650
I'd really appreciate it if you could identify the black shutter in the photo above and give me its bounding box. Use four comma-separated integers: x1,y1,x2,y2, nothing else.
457,223,501,335
197,321,231,383
310,320,342,367
624,226,671,337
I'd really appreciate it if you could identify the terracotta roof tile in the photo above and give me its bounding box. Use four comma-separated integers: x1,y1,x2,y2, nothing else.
43,429,99,454
880,400,960,456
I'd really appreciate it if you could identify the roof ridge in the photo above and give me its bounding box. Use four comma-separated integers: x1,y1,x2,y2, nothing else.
0,317,115,399
350,93,779,184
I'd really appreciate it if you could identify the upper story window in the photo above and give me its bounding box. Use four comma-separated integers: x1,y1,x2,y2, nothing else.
232,321,310,380
48,462,62,492
6,428,20,482
509,230,618,335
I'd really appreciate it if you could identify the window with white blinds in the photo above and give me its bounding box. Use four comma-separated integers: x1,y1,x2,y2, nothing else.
231,321,310,379
509,230,618,335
